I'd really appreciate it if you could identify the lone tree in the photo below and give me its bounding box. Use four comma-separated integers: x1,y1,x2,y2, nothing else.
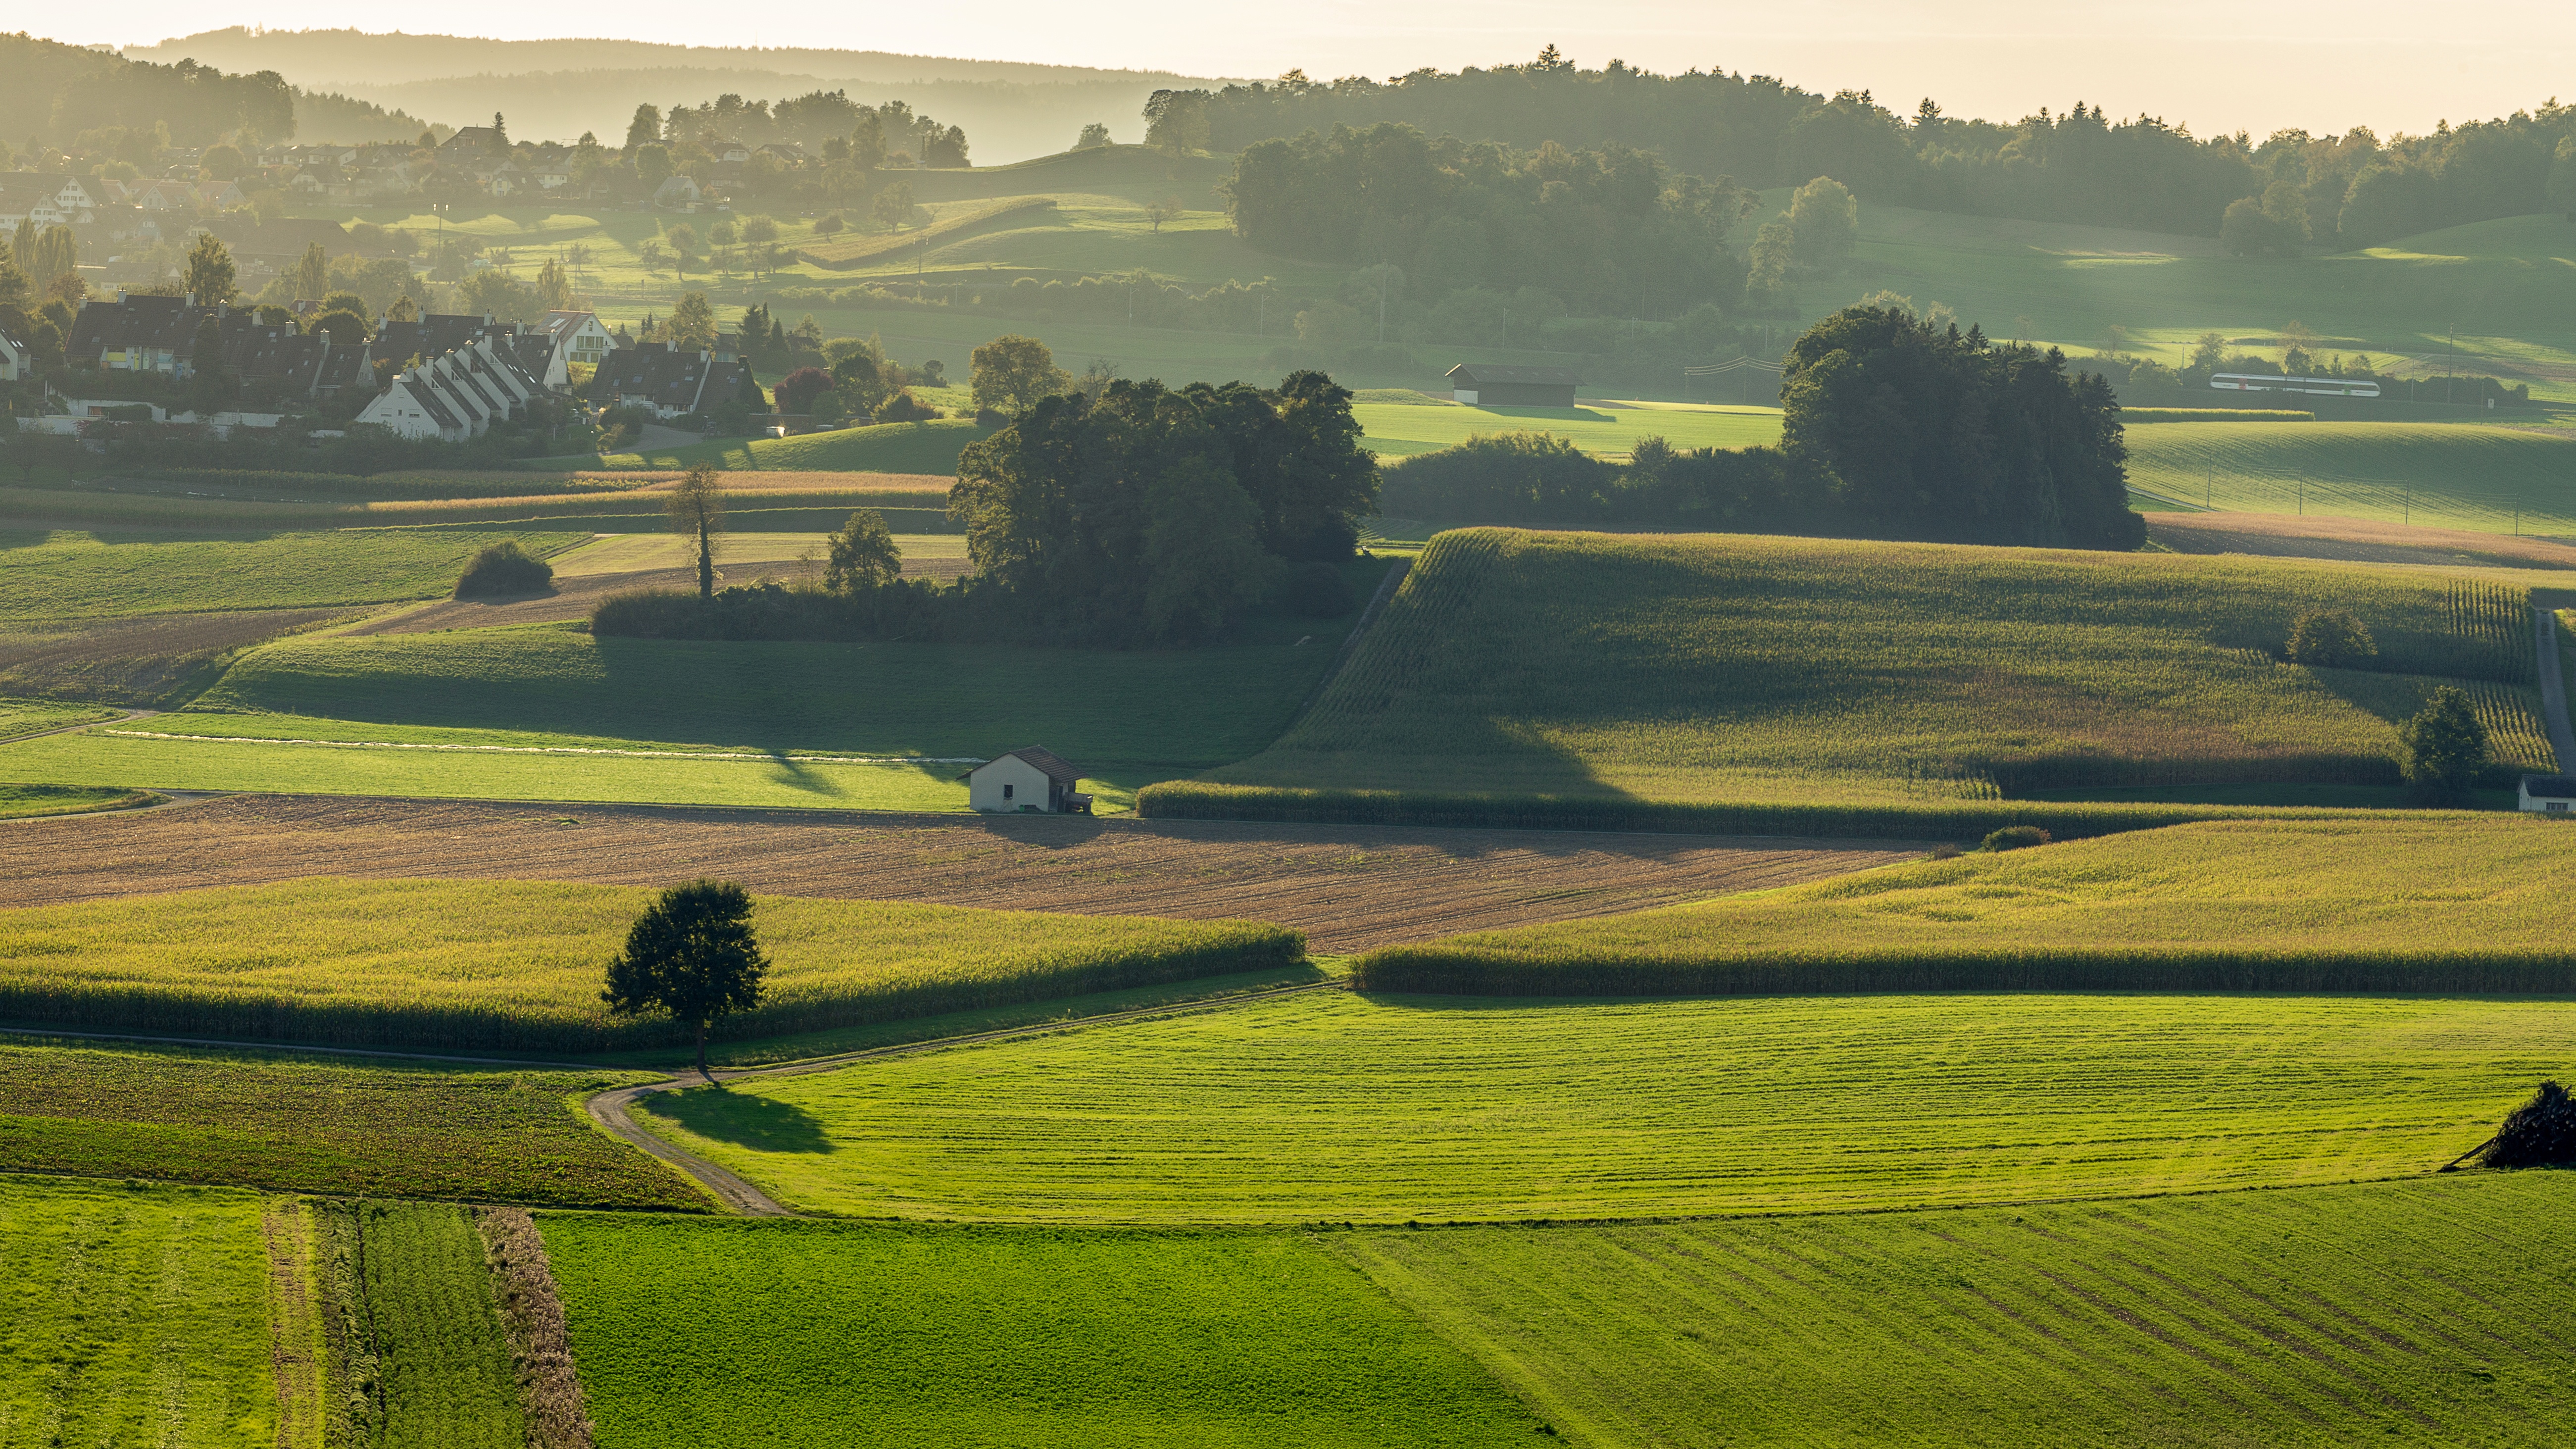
2446,1081,2576,1170
667,463,726,599
2397,685,2487,798
824,508,902,592
602,880,769,1079
2285,609,2376,667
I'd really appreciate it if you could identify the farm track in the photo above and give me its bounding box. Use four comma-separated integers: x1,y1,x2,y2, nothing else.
0,794,1925,952
588,980,1337,1216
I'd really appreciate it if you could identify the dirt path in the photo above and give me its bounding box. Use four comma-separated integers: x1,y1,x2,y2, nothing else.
0,794,1924,953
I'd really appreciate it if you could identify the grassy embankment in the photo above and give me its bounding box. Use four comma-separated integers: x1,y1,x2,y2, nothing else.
0,877,1304,1053
633,982,2571,1222
1161,527,2558,834
1355,815,2576,995
540,1216,1547,1448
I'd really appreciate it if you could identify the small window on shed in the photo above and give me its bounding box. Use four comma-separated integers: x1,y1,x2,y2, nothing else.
1002,783,1014,800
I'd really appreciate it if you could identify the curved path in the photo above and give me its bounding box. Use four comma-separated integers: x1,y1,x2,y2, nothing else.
0,707,155,745
585,980,1337,1215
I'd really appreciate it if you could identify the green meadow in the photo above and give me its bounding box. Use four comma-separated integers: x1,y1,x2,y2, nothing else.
1350,398,1783,458
2125,420,2576,531
540,1217,1547,1449
632,987,2570,1222
0,783,154,818
0,528,588,622
0,696,117,738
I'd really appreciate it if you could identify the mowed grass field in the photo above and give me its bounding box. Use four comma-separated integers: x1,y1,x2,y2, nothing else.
539,1216,1548,1449
0,528,588,621
0,783,156,818
633,987,2572,1222
1341,1171,2576,1448
0,1036,701,1207
2126,420,2576,533
1211,528,2561,804
0,877,1302,1053
1358,816,2576,996
1350,399,1783,458
0,696,117,738
0,1174,276,1444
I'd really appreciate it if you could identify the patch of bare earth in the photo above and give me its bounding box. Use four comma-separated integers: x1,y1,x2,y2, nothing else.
261,1199,322,1449
475,1207,595,1449
2148,511,2576,569
0,795,1922,952
0,608,355,702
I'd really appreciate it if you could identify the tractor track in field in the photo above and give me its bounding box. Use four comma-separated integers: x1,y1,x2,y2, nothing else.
586,980,1338,1216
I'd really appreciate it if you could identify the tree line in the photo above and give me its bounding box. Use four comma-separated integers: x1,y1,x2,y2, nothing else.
0,33,295,147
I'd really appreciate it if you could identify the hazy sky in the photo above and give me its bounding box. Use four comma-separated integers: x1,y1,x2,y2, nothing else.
50,2,2576,141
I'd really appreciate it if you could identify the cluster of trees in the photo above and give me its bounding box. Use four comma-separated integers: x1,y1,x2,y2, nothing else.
646,93,968,167
1384,303,2140,551
1175,50,2576,244
2080,331,2534,410
769,329,948,426
1224,123,1754,316
0,33,294,147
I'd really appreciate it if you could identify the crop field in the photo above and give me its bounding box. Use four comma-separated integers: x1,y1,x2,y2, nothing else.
2125,420,2576,533
324,1200,524,1447
1338,1171,2576,1448
0,783,154,818
1350,399,1783,458
1213,528,2562,805
0,606,356,705
547,531,972,580
632,987,2573,1222
577,417,993,474
539,1216,1547,1448
0,1174,275,1444
0,528,588,622
0,876,1303,1052
1357,816,2576,996
2146,510,2576,571
0,1035,701,1206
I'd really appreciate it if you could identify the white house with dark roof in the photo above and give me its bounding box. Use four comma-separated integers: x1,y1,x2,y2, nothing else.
963,748,1093,814
0,326,27,382
2523,775,2576,815
1444,363,1580,407
352,329,549,442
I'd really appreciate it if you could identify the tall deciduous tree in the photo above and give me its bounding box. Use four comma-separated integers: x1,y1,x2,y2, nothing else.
968,334,1071,415
667,463,725,598
824,508,902,592
664,291,719,351
292,242,329,300
2398,686,2488,798
183,232,237,304
601,879,769,1079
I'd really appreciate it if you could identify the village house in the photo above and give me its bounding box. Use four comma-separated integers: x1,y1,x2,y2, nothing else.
653,175,704,208
2523,775,2576,814
538,310,615,385
0,327,28,383
583,340,757,418
353,327,553,442
1445,362,1581,407
963,749,1093,814
0,174,100,232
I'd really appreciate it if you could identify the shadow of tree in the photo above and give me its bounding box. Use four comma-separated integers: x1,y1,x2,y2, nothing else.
640,1084,835,1154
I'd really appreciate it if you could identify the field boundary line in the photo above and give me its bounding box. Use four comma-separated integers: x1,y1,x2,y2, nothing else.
1295,558,1412,718
2536,596,2576,767
2126,486,2216,512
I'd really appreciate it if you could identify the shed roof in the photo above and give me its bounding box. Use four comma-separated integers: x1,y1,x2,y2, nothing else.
1445,363,1580,386
2526,774,2576,799
985,747,1082,785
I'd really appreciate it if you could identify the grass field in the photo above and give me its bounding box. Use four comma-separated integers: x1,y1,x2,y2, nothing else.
324,1200,524,1448
0,696,116,738
0,1174,275,1444
1350,399,1783,458
0,877,1303,1052
1339,1171,2576,1448
1211,528,2561,805
539,1216,1547,1448
0,528,588,622
633,987,2572,1222
548,531,970,578
1357,816,2576,996
564,417,993,473
0,1036,702,1207
0,782,155,818
2126,420,2576,533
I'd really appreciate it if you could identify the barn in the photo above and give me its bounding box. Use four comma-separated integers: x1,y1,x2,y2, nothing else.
2522,774,2576,814
964,748,1094,814
1446,363,1580,408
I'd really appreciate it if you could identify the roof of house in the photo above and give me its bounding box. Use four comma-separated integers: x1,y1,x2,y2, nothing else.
991,747,1082,785
2525,774,2576,798
400,375,463,431
1445,363,1581,386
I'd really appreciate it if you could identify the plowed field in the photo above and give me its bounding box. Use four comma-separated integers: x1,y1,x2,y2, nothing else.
0,795,1920,952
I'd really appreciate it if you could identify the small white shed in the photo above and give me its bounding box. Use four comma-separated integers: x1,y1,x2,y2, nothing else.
965,747,1094,814
2521,774,2576,814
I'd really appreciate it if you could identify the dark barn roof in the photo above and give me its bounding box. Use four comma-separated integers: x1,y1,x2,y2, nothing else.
2526,774,2576,798
1445,363,1580,386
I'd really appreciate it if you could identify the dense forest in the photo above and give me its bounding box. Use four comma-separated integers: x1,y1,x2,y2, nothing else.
0,33,296,147
1170,50,2576,243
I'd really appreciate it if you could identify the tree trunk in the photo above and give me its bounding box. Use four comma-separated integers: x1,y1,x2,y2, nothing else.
697,519,713,599
695,1019,710,1081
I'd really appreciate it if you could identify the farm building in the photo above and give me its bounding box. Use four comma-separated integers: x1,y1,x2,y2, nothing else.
2522,775,2576,814
964,748,1093,814
1446,363,1580,407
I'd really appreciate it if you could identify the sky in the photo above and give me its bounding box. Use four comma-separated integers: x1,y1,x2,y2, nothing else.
46,1,2576,142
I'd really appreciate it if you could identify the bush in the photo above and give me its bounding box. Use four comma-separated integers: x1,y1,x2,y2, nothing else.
1279,560,1357,618
452,540,554,598
2284,609,2377,667
1980,825,2051,852
875,390,941,423
2474,1081,2576,1168
2398,685,2488,797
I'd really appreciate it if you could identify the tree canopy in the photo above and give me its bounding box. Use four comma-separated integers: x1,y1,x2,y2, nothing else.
601,879,770,1078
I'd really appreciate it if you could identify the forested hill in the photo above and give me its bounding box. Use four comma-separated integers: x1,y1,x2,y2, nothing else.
0,33,434,147
1181,52,2576,245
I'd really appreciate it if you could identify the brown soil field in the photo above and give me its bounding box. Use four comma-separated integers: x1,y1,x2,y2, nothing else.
0,608,353,703
0,795,1924,952
2149,510,2576,569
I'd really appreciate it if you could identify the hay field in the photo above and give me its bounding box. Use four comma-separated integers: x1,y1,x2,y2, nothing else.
1351,399,1783,458
1356,816,2576,996
1212,528,2560,805
2126,420,2576,533
1339,1172,2576,1448
633,988,2571,1222
0,1175,276,1443
0,877,1302,1052
0,528,587,622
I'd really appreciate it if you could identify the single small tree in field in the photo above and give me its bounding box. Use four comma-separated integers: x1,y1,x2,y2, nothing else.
453,540,554,598
602,880,769,1079
1144,196,1183,234
2284,609,2376,668
1980,825,2051,852
668,463,726,599
2397,685,2487,798
824,508,902,592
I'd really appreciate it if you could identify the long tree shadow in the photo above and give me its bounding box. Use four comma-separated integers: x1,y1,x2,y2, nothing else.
639,1084,835,1154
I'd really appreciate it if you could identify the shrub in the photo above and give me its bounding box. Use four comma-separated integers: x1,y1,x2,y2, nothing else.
773,366,835,415
2475,1081,2576,1168
2284,609,2377,667
1980,825,2051,852
875,390,941,423
452,540,554,598
1279,560,1356,618
2398,685,2488,796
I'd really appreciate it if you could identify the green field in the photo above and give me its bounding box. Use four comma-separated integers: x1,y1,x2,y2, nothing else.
0,1036,701,1207
1350,399,1783,458
0,782,155,818
2126,420,2576,532
1341,1171,2576,1447
567,417,994,473
1358,816,2576,995
0,1174,276,1443
0,696,116,738
632,987,2568,1222
539,1216,1547,1448
0,877,1302,1053
1210,528,2561,805
322,1200,524,1447
0,528,588,621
